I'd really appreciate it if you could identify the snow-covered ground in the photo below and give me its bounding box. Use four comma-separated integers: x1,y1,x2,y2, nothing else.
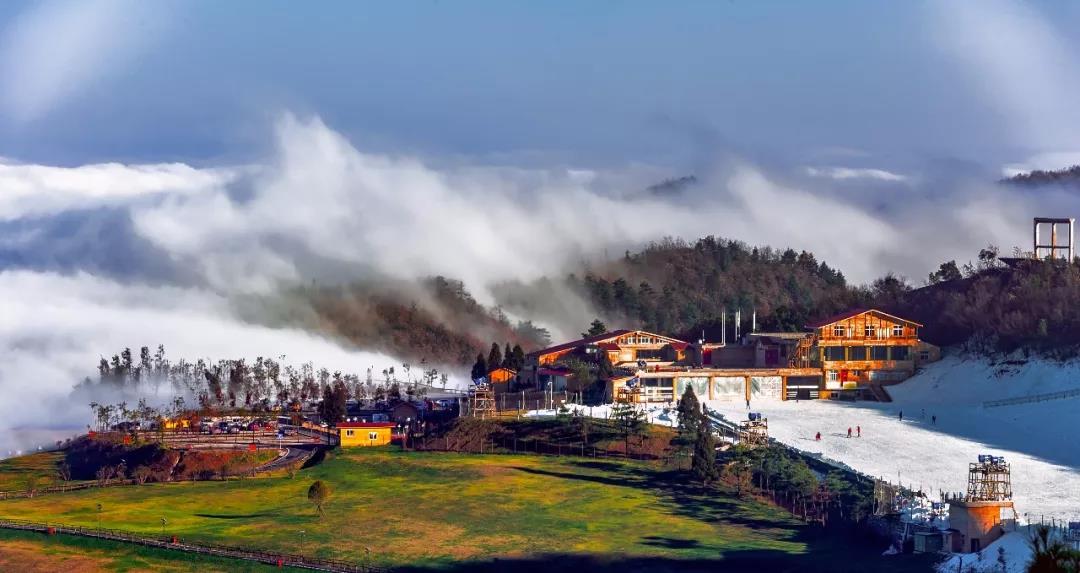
711,356,1080,523
531,356,1080,523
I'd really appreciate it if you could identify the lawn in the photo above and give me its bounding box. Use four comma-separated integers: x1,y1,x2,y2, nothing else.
0,527,307,572
0,448,934,571
0,451,80,491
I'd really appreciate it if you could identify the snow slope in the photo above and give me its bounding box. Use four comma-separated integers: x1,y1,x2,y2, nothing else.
711,355,1080,523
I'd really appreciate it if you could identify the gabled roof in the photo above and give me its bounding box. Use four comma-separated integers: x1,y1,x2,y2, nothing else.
806,308,923,329
528,329,687,357
527,329,633,357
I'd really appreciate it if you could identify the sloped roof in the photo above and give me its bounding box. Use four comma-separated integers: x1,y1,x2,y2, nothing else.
806,308,923,329
527,329,633,357
528,329,688,357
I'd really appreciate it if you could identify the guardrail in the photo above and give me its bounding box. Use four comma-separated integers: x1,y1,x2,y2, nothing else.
983,388,1080,408
0,518,381,573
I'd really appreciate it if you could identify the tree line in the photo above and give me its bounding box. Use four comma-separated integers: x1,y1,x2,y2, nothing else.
82,345,454,430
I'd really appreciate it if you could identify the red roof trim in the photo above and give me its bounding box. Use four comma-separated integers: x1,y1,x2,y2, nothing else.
337,422,396,429
527,329,633,357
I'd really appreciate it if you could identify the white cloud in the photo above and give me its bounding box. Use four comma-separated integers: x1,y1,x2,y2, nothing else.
0,160,235,220
0,270,424,454
0,0,171,123
805,166,907,182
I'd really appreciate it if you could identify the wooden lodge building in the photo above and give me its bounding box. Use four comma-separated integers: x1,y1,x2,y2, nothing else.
520,309,939,403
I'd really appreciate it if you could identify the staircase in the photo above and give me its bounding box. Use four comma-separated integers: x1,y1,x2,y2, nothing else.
788,334,818,368
868,384,893,402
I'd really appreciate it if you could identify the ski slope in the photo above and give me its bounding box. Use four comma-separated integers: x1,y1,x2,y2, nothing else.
710,355,1080,523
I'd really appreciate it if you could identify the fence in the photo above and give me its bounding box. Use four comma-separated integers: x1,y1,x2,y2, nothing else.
0,446,302,501
983,387,1080,408
418,434,672,463
0,518,382,573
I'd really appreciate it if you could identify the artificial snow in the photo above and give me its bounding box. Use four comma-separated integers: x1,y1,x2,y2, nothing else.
530,356,1080,524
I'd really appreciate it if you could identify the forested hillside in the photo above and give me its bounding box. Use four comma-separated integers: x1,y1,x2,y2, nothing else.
285,236,1080,365
887,258,1080,354
568,237,872,339
297,276,550,366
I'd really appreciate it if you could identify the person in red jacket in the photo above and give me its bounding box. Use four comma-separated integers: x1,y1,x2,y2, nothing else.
847,427,852,438
815,432,821,441
856,425,861,437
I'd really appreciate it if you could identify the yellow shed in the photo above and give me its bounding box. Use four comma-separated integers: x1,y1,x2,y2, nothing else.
337,422,396,447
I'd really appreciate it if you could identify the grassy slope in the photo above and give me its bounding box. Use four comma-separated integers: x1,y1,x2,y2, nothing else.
0,528,305,572
0,451,79,491
0,449,933,572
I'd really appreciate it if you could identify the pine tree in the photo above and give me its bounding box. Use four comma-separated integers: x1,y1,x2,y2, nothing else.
470,353,487,381
502,343,512,368
597,351,614,380
611,402,647,458
487,343,502,374
674,387,701,469
582,319,607,338
509,344,526,371
692,414,718,484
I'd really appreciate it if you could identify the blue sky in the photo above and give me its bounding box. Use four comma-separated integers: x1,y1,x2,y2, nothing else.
3,0,1080,171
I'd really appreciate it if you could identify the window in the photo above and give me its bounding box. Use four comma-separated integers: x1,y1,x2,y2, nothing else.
870,346,889,360
832,325,845,337
847,346,868,360
823,347,845,361
919,351,930,361
826,371,839,382
893,324,904,337
864,325,876,337
345,430,355,437
368,432,379,440
892,347,910,361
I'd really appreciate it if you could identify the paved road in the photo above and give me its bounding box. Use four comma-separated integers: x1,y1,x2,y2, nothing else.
255,445,316,473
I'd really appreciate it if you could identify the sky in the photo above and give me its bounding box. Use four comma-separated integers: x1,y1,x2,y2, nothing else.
4,0,1080,449
2,0,1080,170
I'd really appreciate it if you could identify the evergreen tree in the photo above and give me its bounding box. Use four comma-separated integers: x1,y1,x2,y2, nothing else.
502,343,512,368
692,414,719,484
582,319,608,338
487,343,502,373
470,353,487,381
597,351,614,380
673,387,701,469
611,401,647,458
509,344,526,371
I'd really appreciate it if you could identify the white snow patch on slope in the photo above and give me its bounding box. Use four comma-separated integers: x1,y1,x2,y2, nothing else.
711,355,1080,523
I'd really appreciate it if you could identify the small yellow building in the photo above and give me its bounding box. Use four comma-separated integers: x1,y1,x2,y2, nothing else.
337,422,396,447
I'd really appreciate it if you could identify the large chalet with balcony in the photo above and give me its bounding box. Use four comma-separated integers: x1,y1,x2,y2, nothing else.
519,308,939,404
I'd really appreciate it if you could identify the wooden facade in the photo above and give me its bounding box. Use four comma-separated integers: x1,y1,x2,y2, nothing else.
522,329,687,389
809,309,929,396
524,308,936,403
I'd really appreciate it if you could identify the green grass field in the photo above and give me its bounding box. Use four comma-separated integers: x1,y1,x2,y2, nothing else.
0,527,307,572
0,448,934,572
0,451,78,491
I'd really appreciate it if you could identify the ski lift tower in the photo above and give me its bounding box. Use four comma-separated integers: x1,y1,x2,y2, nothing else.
738,412,769,447
469,380,496,420
947,454,1017,553
967,455,1012,501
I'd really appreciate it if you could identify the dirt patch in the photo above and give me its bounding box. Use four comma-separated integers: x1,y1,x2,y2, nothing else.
0,539,110,573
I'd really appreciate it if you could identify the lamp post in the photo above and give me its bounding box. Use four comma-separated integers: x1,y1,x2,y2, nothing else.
299,529,305,559
96,503,102,529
